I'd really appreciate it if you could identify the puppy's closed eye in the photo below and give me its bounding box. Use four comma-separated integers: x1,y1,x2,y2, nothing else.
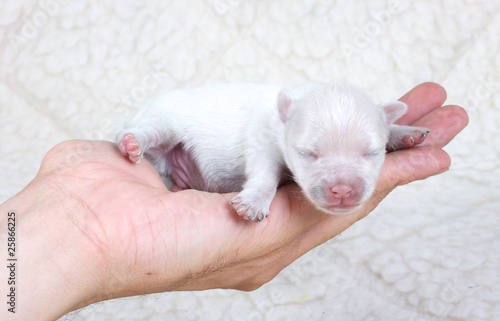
363,149,384,159
296,148,318,160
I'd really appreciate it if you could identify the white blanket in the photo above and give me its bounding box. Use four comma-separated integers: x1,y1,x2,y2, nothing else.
1,1,499,320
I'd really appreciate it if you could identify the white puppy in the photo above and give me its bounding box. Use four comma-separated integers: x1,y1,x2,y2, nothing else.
116,83,429,222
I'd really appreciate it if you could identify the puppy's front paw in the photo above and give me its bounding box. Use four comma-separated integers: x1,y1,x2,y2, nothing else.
230,192,271,222
404,127,429,146
387,126,430,152
119,133,144,163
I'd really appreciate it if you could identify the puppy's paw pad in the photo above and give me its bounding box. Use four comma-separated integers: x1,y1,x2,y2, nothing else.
415,128,430,144
119,134,143,163
403,128,430,148
388,126,430,152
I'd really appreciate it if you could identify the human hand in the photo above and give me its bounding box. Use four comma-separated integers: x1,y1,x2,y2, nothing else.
0,82,468,321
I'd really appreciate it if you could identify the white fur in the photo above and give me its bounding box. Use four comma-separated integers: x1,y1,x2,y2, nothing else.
116,82,429,221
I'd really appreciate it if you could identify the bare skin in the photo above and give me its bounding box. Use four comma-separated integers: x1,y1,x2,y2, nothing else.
0,83,468,321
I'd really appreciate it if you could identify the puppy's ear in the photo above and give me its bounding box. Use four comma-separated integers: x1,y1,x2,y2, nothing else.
277,90,293,123
379,101,407,125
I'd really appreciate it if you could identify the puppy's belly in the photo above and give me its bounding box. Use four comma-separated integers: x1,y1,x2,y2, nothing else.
156,144,246,193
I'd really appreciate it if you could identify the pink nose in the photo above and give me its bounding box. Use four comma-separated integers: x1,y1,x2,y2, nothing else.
330,185,353,199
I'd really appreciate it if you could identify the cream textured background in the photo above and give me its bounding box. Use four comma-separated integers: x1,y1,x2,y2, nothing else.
1,0,499,320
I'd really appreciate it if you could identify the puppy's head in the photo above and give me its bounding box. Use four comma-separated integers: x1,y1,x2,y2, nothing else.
278,83,406,215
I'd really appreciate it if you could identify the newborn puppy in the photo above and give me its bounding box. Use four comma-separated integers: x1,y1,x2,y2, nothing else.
116,82,429,222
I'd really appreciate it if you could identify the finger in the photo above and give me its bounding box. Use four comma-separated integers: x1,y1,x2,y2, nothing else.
397,82,448,125
409,105,469,149
381,147,451,188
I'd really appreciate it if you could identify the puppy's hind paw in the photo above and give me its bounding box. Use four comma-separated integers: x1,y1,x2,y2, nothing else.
119,133,144,163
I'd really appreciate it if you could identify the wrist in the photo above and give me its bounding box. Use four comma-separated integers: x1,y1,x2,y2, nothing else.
0,181,108,320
